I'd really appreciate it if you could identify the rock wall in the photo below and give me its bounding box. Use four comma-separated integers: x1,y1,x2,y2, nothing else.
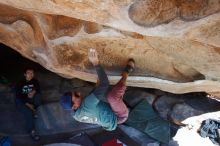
0,0,220,96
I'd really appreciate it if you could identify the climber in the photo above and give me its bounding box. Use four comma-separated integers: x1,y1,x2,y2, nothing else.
60,48,135,131
15,67,41,141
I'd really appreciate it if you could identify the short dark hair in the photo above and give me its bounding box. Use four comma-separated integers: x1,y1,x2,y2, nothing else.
24,67,34,73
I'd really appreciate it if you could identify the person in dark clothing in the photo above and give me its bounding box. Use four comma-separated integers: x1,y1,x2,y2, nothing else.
60,48,135,131
16,68,41,141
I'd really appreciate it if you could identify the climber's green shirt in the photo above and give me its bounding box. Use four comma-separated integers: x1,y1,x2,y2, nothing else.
73,93,118,131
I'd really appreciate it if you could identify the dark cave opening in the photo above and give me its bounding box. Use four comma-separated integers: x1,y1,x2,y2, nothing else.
0,43,47,84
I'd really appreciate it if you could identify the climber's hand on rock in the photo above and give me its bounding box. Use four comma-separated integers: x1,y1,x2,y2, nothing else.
88,48,99,66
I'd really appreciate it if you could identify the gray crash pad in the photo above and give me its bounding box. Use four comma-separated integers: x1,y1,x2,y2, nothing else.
36,102,100,135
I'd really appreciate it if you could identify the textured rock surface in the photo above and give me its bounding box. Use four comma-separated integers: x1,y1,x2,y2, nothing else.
0,1,220,95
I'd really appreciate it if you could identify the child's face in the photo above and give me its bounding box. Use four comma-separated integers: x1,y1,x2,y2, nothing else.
24,70,34,81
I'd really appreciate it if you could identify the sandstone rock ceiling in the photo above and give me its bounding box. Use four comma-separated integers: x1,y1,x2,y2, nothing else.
129,0,220,27
0,0,220,97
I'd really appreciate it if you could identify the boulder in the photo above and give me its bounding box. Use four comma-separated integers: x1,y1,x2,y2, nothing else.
0,1,220,97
